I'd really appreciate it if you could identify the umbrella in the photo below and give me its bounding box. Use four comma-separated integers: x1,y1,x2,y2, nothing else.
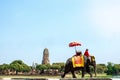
69,41,81,52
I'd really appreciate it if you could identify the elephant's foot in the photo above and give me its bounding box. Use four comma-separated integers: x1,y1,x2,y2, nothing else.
95,73,97,77
71,72,76,78
61,75,64,78
72,74,77,78
90,74,92,78
73,76,76,78
61,73,65,78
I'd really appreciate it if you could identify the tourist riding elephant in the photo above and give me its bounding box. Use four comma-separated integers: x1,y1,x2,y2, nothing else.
61,51,96,78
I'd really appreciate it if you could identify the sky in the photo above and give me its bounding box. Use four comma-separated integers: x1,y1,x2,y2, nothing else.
0,0,120,66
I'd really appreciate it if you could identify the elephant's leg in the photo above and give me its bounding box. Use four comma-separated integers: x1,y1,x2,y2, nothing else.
86,66,92,78
94,65,97,77
88,72,92,78
92,61,97,77
81,68,85,78
61,72,66,78
71,71,76,78
61,67,70,78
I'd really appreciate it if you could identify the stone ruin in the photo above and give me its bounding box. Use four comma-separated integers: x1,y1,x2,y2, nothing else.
42,48,50,64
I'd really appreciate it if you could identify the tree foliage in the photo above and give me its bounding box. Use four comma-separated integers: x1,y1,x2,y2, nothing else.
96,64,107,74
10,60,31,74
36,64,48,71
50,65,61,69
0,64,10,74
106,62,120,75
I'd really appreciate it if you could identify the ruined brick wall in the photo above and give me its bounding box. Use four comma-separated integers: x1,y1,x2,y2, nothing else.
42,48,50,64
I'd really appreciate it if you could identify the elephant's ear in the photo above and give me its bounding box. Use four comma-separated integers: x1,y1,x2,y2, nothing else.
91,56,95,61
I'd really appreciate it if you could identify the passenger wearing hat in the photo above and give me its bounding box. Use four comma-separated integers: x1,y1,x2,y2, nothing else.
74,50,82,56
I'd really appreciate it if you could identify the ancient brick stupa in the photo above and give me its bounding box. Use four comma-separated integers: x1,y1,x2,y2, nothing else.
42,48,50,64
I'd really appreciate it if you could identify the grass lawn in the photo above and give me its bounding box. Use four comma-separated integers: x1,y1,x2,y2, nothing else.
64,73,112,78
0,74,112,79
0,75,61,78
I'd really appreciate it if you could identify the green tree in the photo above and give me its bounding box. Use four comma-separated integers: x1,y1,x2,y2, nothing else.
96,64,107,74
22,64,31,73
0,64,10,74
10,63,22,74
113,64,120,75
52,62,65,72
36,64,48,74
50,65,61,69
106,62,114,75
52,62,65,67
10,60,31,75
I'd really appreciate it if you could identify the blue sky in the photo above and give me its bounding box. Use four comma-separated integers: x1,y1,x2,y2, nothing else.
0,0,120,66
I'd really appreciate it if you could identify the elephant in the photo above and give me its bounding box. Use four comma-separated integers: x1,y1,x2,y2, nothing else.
61,51,96,78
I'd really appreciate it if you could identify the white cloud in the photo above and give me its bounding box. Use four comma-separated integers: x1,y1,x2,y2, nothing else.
89,1,120,39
